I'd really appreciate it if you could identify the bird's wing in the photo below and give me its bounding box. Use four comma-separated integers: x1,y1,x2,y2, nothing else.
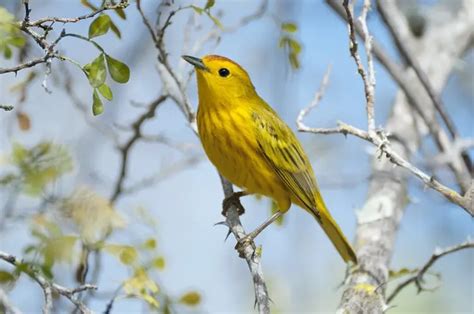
251,109,319,214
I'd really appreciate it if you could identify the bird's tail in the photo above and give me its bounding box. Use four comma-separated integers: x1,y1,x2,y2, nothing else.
310,192,358,264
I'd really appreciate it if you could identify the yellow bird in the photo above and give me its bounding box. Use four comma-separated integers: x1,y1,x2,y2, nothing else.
183,55,357,264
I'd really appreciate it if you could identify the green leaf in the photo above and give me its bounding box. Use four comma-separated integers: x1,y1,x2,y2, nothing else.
143,238,156,250
179,291,201,306
88,14,111,38
92,89,104,115
62,187,125,244
84,54,106,87
104,244,137,265
207,13,222,28
109,20,122,39
0,270,15,283
191,5,204,14
281,22,297,33
289,38,302,54
7,36,26,47
3,45,12,59
115,8,126,19
152,257,165,270
80,0,97,11
289,53,299,69
389,268,419,279
204,0,216,10
98,83,113,100
123,268,160,308
279,36,289,48
119,247,138,265
10,142,73,196
106,55,130,83
42,235,78,267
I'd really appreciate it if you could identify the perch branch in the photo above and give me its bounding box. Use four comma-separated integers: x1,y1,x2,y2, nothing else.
141,2,272,312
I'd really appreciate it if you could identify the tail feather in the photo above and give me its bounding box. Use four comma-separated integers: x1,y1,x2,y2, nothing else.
311,194,358,264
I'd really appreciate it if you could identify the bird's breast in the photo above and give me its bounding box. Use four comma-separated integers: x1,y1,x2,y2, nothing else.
197,105,284,198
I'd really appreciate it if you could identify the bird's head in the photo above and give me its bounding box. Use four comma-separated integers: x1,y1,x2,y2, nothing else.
183,55,257,103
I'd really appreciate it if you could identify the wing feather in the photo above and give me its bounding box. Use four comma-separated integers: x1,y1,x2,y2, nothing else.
252,110,319,216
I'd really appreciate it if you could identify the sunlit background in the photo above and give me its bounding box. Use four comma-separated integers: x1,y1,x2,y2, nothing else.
0,0,472,313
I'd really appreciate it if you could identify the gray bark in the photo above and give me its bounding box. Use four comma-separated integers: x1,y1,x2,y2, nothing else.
337,2,473,313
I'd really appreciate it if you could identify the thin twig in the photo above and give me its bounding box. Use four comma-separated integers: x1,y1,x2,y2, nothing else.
326,0,472,193
24,1,129,27
296,64,332,130
0,288,22,314
0,55,51,74
0,251,97,314
299,121,473,215
110,94,169,203
387,239,474,303
342,0,376,132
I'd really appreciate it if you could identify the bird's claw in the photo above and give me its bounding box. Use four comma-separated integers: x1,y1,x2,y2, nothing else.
222,192,246,216
234,235,255,258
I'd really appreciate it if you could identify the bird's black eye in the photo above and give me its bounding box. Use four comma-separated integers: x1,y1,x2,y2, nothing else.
218,68,230,77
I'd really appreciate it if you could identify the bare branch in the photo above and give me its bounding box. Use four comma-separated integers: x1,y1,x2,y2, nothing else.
342,0,376,132
24,1,129,27
110,94,169,203
0,288,22,314
218,177,270,314
375,0,471,173
296,65,332,130
318,1,474,312
0,55,51,75
0,251,97,314
387,239,474,304
299,122,473,215
327,0,472,193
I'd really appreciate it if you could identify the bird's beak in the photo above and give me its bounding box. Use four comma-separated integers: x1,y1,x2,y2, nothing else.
182,55,209,71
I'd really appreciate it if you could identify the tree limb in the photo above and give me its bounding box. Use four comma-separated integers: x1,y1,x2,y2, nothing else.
0,288,22,314
375,0,471,173
315,1,474,312
0,251,97,314
326,0,473,193
386,239,474,304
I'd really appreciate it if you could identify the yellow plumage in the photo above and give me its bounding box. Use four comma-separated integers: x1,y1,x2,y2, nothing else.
186,54,357,264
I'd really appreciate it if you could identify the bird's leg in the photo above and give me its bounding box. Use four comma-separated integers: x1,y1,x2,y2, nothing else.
222,191,249,216
235,211,284,256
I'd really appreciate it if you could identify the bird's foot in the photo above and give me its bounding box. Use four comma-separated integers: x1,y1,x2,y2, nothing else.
222,191,247,216
234,234,256,258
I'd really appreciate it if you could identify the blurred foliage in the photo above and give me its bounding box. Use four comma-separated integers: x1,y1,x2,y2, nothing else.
190,0,222,28
279,22,301,69
0,7,25,59
0,142,73,196
0,140,202,311
61,186,126,244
